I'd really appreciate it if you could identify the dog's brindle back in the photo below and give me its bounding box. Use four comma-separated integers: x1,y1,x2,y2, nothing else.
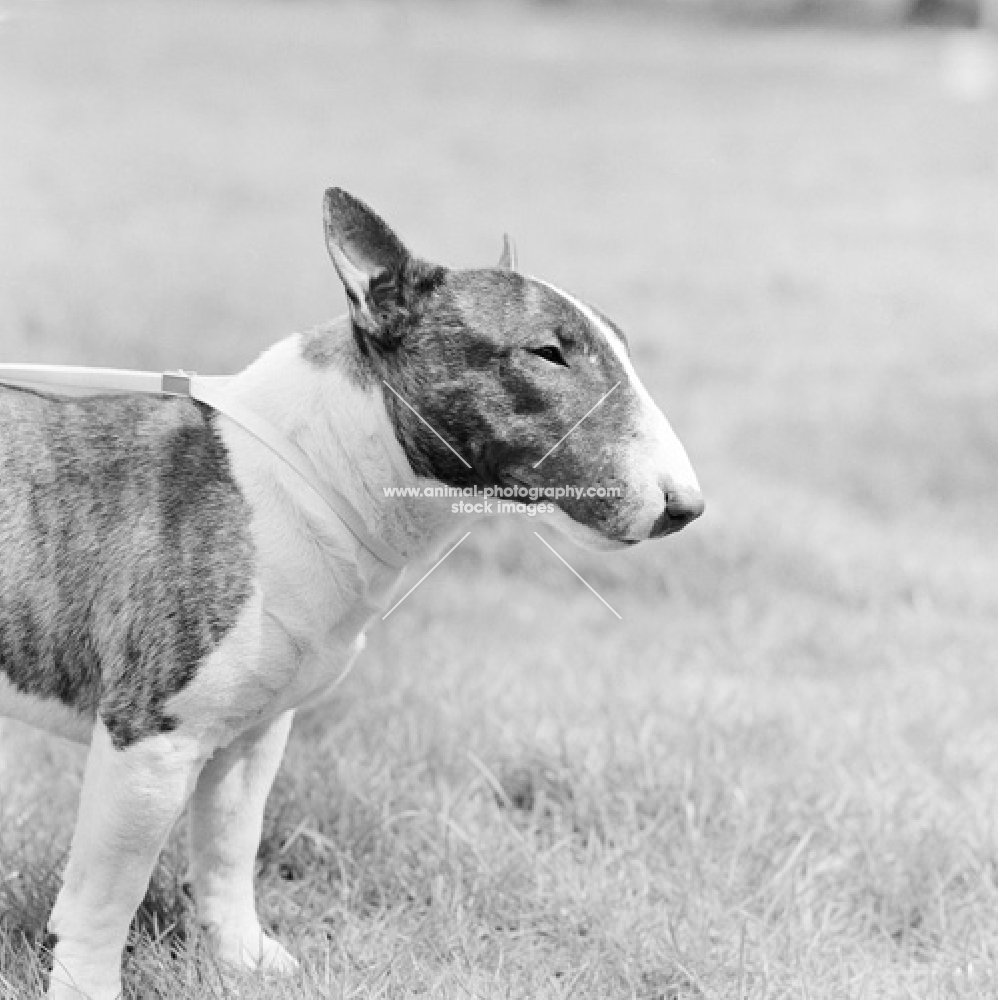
0,386,254,748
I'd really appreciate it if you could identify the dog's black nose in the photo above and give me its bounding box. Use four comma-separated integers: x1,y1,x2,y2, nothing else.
650,486,705,537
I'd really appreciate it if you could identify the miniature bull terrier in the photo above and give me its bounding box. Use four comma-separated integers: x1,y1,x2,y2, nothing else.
0,189,703,999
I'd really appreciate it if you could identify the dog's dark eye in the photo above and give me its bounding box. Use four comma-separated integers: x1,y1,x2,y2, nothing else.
528,344,569,367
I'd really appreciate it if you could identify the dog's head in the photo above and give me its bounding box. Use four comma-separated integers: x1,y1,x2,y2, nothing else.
321,188,702,551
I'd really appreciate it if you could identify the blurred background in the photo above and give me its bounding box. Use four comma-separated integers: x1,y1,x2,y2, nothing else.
1,1,997,997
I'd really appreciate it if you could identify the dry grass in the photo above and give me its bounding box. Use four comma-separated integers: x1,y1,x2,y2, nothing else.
1,2,998,997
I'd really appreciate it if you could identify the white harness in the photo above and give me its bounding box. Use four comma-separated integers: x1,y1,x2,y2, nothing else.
0,363,408,570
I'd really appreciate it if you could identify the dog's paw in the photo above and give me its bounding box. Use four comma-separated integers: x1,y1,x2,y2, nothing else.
216,926,298,977
249,932,299,976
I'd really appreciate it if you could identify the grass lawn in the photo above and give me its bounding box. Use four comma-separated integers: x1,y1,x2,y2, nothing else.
2,1,998,997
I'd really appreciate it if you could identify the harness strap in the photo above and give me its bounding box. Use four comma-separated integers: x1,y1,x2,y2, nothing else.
0,363,408,570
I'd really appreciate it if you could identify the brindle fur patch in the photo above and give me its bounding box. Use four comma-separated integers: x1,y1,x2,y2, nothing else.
0,386,255,748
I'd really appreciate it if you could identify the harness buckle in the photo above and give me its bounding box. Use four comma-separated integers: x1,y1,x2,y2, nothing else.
161,370,195,395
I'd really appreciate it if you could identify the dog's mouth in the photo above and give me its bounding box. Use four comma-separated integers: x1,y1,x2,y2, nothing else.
582,535,638,552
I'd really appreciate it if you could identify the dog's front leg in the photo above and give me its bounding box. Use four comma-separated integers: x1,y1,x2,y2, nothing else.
47,720,206,1000
189,710,297,976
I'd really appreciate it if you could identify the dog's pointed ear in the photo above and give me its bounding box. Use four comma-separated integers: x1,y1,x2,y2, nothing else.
323,188,411,338
497,234,518,272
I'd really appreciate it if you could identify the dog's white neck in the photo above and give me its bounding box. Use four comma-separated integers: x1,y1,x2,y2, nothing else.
228,320,464,571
